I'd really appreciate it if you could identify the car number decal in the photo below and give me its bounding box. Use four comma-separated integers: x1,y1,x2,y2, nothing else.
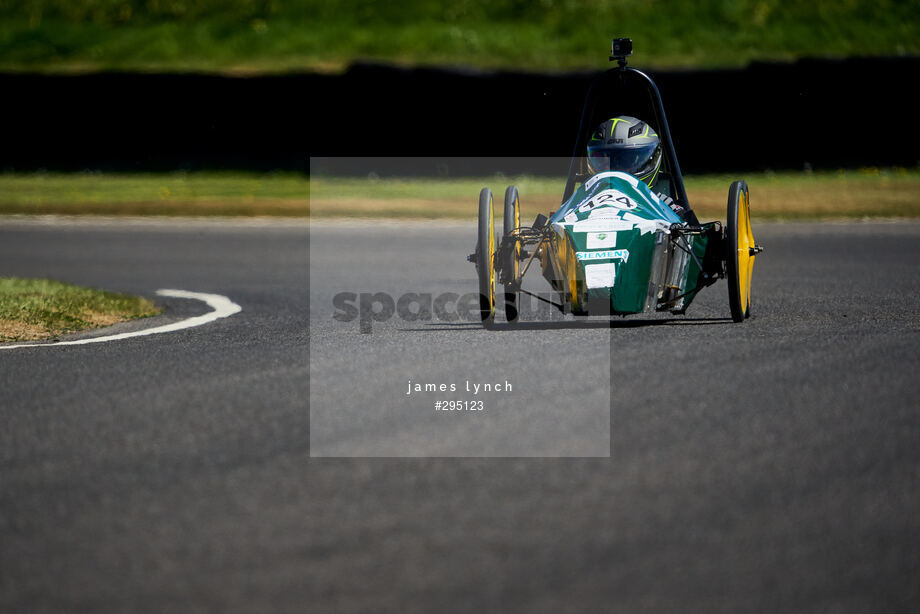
577,189,637,213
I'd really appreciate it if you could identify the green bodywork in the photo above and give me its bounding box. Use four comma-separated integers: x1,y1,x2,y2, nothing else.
541,171,711,315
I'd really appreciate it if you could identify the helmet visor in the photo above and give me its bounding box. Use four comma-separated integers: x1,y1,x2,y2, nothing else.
587,142,660,176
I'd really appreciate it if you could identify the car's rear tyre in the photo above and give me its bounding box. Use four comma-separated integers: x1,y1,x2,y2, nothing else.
477,187,496,328
726,180,758,322
503,185,521,323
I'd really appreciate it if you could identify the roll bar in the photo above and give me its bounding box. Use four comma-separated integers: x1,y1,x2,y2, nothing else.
562,44,690,209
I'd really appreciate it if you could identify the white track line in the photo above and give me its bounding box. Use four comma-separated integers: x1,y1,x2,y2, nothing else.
0,289,241,350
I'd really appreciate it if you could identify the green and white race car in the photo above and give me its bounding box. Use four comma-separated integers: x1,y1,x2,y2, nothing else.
470,38,763,328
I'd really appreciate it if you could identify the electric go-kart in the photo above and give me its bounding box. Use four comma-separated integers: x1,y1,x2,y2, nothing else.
470,38,763,328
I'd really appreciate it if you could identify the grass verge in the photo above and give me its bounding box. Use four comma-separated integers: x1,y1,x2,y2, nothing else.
0,277,161,342
309,168,920,221
0,172,310,217
0,168,917,220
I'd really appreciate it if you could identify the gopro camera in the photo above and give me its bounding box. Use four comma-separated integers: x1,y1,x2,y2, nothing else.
610,38,632,65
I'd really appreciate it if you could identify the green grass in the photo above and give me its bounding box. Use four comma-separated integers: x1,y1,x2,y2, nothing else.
0,277,161,342
0,171,309,216
0,1,917,73
1,169,918,220
310,168,920,220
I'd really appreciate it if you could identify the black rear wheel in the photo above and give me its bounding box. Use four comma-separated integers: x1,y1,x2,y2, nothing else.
477,188,496,328
503,185,521,323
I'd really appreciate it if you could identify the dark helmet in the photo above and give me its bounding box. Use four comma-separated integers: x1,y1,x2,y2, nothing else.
586,116,662,186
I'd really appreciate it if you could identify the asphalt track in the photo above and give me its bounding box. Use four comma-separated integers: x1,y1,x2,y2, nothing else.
1,217,918,612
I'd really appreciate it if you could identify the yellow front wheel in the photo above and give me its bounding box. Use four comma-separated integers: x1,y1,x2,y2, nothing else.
477,187,496,328
726,180,762,322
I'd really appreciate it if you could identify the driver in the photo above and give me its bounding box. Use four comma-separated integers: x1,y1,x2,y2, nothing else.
587,115,695,222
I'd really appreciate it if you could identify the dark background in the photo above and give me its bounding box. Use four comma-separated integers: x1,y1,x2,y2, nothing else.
2,56,917,175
